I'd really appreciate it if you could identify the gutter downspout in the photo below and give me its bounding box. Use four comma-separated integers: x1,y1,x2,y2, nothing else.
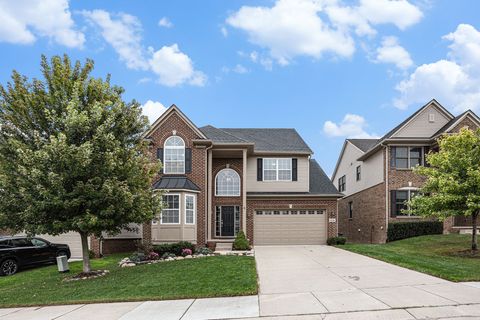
382,142,389,236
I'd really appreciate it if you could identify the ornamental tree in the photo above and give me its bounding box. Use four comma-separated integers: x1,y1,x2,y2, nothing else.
409,128,480,251
0,55,161,272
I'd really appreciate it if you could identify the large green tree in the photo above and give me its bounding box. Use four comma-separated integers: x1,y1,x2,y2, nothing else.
0,55,161,272
409,128,480,251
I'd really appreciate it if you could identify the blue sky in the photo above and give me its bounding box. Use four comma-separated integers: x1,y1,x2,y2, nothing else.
1,1,480,175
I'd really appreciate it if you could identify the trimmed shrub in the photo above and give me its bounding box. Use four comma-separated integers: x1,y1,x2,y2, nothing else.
233,231,250,250
195,247,213,255
153,241,195,256
327,236,347,246
387,221,443,242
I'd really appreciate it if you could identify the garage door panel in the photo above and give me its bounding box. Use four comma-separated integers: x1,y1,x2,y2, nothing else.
254,211,327,245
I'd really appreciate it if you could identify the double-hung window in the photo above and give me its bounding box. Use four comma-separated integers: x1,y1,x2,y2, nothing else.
263,158,291,181
161,194,180,224
356,165,361,181
164,136,185,174
185,194,196,224
338,175,346,192
393,190,418,216
393,147,423,169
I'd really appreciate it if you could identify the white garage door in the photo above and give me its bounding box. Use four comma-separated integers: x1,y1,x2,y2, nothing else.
39,232,84,259
254,209,327,245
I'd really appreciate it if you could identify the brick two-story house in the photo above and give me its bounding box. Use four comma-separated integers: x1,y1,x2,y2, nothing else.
141,104,342,248
332,99,480,243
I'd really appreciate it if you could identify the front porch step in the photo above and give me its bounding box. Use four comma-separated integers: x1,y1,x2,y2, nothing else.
215,242,233,251
457,227,480,235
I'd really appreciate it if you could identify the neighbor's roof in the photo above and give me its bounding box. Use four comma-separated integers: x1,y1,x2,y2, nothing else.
199,126,313,154
347,139,379,152
152,176,200,191
247,159,341,197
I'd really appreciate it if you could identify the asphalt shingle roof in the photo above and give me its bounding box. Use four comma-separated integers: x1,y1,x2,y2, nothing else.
347,139,379,152
152,176,200,191
200,126,312,153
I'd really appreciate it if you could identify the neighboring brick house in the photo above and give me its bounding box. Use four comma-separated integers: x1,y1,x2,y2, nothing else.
332,99,480,243
141,105,342,248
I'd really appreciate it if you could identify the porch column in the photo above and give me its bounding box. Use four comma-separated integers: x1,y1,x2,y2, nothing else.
207,149,213,241
242,149,247,232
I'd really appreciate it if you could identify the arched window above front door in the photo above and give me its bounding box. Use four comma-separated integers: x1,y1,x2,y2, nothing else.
215,169,240,196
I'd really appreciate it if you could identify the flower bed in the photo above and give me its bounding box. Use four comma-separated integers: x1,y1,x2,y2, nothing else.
118,252,216,267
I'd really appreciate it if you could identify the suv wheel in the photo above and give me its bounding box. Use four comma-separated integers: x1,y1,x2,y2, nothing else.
1,259,18,276
57,250,67,257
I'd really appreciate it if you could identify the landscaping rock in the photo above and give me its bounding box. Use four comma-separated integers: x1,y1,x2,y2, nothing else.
176,256,184,260
185,255,193,259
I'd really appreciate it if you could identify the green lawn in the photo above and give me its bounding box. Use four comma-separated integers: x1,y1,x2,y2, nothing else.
0,255,258,307
340,234,480,282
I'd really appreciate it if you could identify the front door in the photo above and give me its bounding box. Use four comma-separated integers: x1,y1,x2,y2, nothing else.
221,206,235,237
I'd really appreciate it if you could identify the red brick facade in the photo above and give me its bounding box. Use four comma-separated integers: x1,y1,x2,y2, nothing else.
338,183,387,243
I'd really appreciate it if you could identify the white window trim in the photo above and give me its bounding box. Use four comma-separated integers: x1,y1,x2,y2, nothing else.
185,194,196,225
160,193,181,225
263,158,292,182
163,136,185,174
215,168,241,197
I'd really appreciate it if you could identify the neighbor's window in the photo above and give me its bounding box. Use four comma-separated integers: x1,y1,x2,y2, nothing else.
185,194,196,224
263,158,292,181
393,147,423,169
338,175,346,192
348,201,353,219
215,169,241,196
393,190,418,216
164,136,185,174
161,194,180,224
356,165,361,181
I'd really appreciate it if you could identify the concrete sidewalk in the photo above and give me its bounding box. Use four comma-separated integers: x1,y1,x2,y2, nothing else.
2,245,480,319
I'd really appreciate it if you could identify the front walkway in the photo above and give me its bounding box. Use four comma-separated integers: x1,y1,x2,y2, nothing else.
2,245,480,319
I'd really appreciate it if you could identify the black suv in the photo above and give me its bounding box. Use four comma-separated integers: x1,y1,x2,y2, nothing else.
0,236,71,276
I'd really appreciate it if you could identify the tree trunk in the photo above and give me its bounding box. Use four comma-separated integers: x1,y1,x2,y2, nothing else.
80,232,91,273
472,212,478,252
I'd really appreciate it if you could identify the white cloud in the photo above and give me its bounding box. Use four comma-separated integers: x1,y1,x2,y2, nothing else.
0,0,84,48
141,100,167,124
375,36,413,69
226,0,355,65
221,26,228,37
83,10,206,87
158,17,173,28
394,24,480,112
323,114,378,138
149,44,207,87
83,10,148,70
226,0,423,66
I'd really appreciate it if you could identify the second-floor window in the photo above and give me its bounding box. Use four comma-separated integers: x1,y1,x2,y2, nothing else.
215,169,241,196
338,175,346,192
263,158,292,181
164,136,185,174
392,146,423,169
356,165,361,181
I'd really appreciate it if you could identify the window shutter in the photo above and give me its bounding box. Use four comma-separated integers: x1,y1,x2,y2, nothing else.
292,158,298,181
157,148,164,173
390,147,396,168
390,190,397,217
257,158,263,181
185,148,192,173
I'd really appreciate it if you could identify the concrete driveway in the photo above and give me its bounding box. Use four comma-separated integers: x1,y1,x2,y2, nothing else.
255,245,480,318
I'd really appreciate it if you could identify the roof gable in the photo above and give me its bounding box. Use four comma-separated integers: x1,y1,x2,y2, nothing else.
143,104,207,139
391,101,452,138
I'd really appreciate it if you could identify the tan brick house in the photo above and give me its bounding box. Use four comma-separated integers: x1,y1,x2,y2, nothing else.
141,104,342,248
332,99,480,243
